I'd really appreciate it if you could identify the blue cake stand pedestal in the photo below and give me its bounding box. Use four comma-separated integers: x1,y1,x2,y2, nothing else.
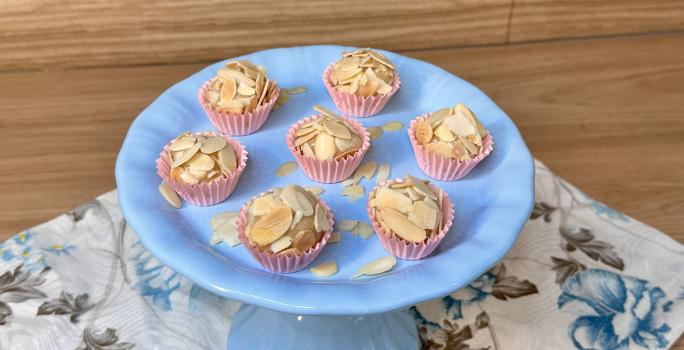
229,305,418,349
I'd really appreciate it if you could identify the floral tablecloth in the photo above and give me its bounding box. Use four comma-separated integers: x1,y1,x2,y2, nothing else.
0,160,682,349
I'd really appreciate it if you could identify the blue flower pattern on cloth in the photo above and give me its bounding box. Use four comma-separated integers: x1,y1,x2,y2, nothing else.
130,241,182,310
0,231,47,270
589,200,629,222
559,269,672,350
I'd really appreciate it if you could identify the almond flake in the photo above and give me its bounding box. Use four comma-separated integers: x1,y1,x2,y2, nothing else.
338,220,359,232
357,221,375,239
425,142,453,158
414,121,433,144
444,114,476,137
220,77,237,102
328,232,341,243
405,174,436,200
313,132,337,160
293,230,316,251
314,204,331,233
408,201,438,230
172,141,201,167
218,145,237,173
301,142,315,158
434,124,455,142
287,86,307,95
341,179,355,187
379,208,426,243
341,185,364,202
310,260,338,277
323,119,352,139
275,162,297,177
169,135,196,151
249,206,293,246
200,137,227,154
294,129,320,148
351,256,396,279
382,121,404,131
376,187,412,213
187,153,215,171
280,185,314,216
159,183,181,208
305,186,324,195
376,163,390,183
270,236,293,253
368,126,383,140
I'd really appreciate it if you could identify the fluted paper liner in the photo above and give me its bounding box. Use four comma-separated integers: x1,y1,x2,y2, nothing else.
286,115,370,183
236,194,334,273
322,63,401,117
198,81,280,136
367,178,455,260
408,115,494,181
156,132,248,206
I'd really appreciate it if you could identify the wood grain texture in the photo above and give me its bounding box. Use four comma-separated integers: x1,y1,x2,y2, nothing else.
0,0,511,72
0,32,682,350
508,0,684,42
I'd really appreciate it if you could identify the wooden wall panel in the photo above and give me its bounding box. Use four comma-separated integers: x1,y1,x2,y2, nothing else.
508,0,684,42
0,0,511,72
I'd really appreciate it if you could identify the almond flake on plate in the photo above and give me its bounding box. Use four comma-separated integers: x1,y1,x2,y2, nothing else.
351,256,396,279
310,260,338,277
275,162,297,177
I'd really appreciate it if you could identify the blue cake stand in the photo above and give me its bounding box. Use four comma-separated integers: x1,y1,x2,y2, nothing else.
115,46,534,349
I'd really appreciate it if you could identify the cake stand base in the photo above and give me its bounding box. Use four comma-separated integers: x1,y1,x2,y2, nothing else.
228,304,419,349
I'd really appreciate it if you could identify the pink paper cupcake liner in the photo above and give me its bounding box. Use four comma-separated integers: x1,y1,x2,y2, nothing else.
286,115,370,183
322,63,401,117
156,132,248,206
198,81,280,136
236,194,335,273
408,115,494,181
367,178,455,260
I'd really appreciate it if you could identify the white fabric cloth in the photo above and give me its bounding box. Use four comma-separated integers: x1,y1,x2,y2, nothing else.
0,160,682,350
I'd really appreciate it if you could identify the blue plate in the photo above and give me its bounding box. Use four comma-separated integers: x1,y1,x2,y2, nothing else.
115,45,534,316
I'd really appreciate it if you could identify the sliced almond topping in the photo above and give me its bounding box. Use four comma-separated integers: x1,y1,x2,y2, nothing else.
218,146,237,173
296,126,317,137
172,141,201,168
280,185,314,216
169,135,196,151
187,153,215,171
179,170,199,185
376,187,412,213
323,119,352,139
434,124,455,142
249,206,293,246
301,142,316,158
379,208,427,243
310,261,338,277
313,132,337,160
293,230,316,251
200,137,227,154
312,105,341,120
408,201,438,230
314,204,331,233
335,147,359,161
444,114,476,137
211,211,240,246
426,108,451,126
405,174,436,200
294,129,320,148
159,183,181,208
169,167,184,182
220,77,237,102
425,142,453,158
414,121,433,144
270,236,293,253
